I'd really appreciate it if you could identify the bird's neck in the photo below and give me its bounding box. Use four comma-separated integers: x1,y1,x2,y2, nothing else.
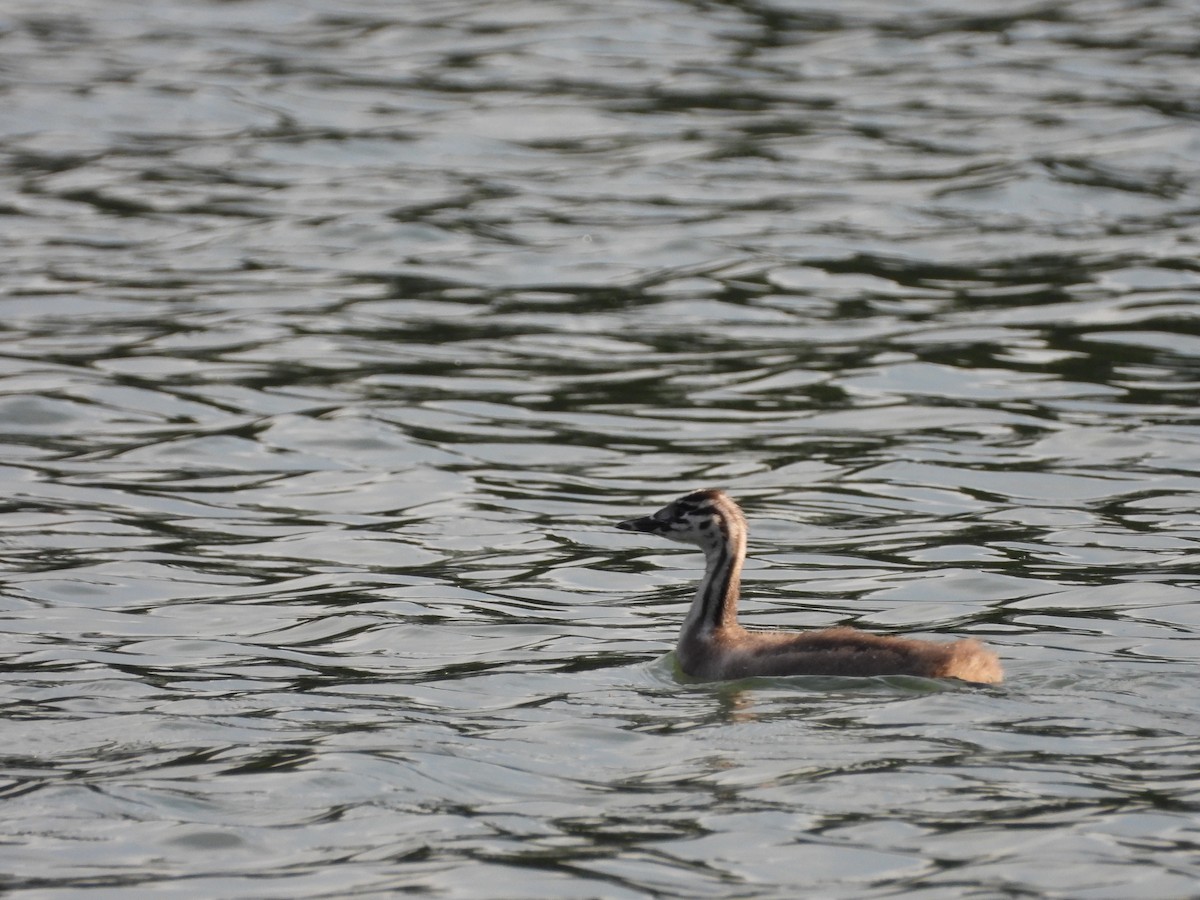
683,518,746,637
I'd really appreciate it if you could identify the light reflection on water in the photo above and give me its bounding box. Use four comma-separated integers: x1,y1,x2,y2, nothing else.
2,0,1200,896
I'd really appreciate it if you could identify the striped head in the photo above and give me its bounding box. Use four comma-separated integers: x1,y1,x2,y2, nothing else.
617,489,743,549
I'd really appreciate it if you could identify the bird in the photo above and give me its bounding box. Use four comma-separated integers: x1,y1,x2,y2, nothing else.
617,488,1003,683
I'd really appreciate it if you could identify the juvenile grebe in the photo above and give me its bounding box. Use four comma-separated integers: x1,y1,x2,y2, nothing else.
618,489,1003,683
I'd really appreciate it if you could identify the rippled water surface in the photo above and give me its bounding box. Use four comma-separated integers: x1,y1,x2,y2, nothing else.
3,1,1200,896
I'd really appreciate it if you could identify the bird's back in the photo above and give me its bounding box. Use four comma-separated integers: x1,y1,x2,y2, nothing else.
683,626,1003,683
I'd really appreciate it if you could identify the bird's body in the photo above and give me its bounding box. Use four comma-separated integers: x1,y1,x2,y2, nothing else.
617,489,1002,684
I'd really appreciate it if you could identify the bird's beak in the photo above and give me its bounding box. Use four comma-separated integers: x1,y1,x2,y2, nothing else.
617,516,659,533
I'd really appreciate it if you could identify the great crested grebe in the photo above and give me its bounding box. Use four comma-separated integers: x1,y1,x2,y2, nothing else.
618,489,1003,684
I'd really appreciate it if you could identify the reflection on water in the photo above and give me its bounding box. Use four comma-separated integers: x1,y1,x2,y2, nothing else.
2,0,1200,896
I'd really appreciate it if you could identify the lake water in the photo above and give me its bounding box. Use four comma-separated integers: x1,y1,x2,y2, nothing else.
2,1,1200,896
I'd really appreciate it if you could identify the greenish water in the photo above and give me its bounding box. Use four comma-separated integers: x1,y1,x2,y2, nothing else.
2,1,1199,897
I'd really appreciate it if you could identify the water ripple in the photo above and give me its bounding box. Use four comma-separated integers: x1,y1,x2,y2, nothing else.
2,0,1200,896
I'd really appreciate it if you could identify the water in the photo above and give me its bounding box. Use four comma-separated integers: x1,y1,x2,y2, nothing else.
2,0,1200,896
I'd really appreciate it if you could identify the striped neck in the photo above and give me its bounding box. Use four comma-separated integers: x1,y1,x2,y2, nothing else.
682,508,746,635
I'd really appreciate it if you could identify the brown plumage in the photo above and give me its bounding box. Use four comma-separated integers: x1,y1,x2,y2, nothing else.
617,489,1002,684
